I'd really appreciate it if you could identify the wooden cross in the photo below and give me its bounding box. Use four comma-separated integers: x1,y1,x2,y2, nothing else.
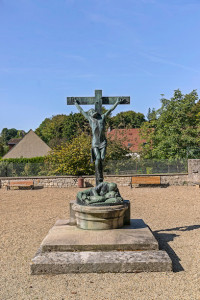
67,89,130,114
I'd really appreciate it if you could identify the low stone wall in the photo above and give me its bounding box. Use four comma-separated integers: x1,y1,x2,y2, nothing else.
160,174,189,186
188,159,200,183
0,173,192,189
0,176,78,189
1,159,200,188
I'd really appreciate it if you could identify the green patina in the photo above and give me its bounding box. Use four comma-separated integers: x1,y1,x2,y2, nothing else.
76,182,123,206
66,89,130,205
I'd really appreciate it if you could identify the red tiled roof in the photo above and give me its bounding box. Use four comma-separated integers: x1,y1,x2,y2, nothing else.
107,128,147,152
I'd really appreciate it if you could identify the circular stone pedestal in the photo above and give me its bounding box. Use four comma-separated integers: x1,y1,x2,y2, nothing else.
72,203,128,230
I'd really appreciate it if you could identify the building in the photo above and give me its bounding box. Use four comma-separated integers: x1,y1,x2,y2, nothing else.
3,130,51,159
7,138,22,150
107,128,147,155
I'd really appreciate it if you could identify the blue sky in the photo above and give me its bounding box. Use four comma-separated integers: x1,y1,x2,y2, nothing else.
0,0,200,132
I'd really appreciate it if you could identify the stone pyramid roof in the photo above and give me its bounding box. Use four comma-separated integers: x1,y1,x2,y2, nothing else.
3,130,51,158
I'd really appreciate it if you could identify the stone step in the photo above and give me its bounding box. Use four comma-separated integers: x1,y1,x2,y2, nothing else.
40,219,159,252
31,249,172,274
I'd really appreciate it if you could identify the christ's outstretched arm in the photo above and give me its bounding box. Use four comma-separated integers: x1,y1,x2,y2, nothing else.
74,100,89,121
104,98,123,118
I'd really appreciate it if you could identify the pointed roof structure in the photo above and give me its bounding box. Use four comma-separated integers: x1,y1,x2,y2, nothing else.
3,130,51,158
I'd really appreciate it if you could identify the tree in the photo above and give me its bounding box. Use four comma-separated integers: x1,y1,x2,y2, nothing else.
44,133,94,176
0,140,4,157
62,112,91,141
35,115,68,145
106,136,131,162
1,128,18,144
147,108,157,122
44,131,131,176
140,89,200,160
35,108,145,147
111,111,146,129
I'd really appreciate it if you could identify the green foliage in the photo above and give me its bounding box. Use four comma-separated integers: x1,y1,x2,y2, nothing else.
0,137,5,157
106,137,131,162
35,109,145,146
0,128,25,156
44,132,131,176
0,157,45,177
110,111,146,129
1,157,45,163
140,89,200,159
62,112,91,141
1,128,18,144
35,115,68,145
35,113,91,146
16,130,26,138
44,133,94,176
146,108,157,122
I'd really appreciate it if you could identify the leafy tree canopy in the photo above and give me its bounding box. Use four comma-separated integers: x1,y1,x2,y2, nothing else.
35,108,146,146
35,115,68,145
1,128,18,144
44,133,94,176
110,111,145,129
44,132,131,176
0,142,4,157
140,89,200,160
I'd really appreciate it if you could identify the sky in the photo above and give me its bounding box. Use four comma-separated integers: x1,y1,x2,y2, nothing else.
0,0,200,132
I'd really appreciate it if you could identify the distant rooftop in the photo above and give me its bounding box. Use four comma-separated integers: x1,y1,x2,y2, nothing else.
3,130,51,158
8,138,22,145
107,128,147,152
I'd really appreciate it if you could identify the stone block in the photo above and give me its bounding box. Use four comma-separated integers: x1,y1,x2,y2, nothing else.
40,219,159,252
69,200,76,225
31,249,172,274
31,216,172,274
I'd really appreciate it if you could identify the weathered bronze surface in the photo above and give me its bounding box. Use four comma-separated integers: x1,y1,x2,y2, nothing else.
66,89,130,203
76,182,123,206
67,90,130,116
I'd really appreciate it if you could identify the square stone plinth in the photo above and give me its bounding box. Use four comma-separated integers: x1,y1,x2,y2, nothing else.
31,219,172,274
40,219,159,252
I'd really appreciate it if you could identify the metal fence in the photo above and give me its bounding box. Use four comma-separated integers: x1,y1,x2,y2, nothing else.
0,159,188,177
0,162,45,177
104,159,188,175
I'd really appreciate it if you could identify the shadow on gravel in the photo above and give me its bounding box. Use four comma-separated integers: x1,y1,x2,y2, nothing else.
154,225,200,272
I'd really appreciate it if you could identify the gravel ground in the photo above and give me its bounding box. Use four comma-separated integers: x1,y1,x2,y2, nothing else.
0,186,199,300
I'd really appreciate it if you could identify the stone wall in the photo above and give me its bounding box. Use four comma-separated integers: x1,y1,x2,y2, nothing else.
188,159,200,183
160,174,189,186
1,159,200,188
0,176,78,189
0,173,191,189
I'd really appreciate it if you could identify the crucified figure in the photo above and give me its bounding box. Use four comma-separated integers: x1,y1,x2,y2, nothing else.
74,98,122,185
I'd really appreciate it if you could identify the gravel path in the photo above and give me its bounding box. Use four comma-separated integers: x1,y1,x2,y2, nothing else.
0,186,199,300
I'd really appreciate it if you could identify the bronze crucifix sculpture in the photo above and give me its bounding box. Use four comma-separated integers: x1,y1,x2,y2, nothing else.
67,89,130,185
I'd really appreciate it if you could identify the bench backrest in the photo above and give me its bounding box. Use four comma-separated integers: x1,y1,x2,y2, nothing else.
131,176,161,184
9,180,34,186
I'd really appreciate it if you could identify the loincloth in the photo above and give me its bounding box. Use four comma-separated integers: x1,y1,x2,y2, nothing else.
91,140,107,162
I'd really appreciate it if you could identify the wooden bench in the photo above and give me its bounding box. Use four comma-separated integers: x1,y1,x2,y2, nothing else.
6,180,34,190
131,176,161,188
